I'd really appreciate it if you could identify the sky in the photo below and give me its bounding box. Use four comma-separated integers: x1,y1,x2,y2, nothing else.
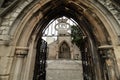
42,16,77,44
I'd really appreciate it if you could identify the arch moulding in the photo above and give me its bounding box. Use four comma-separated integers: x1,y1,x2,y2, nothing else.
0,0,120,80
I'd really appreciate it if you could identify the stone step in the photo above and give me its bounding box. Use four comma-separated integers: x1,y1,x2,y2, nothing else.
46,60,83,80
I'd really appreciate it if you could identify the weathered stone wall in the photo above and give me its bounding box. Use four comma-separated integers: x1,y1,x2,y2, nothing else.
0,0,33,41
0,0,119,80
0,0,34,80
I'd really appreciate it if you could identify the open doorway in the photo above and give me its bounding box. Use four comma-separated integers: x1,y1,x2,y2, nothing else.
33,16,84,80
59,41,71,59
45,17,83,80
7,1,119,80
32,15,118,80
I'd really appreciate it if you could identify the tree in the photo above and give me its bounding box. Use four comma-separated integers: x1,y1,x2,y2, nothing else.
71,25,83,48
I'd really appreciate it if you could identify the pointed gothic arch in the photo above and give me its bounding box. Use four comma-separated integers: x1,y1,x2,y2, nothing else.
0,0,120,80
7,1,120,80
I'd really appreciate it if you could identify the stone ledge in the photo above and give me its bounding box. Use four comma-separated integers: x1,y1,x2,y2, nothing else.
0,74,9,76
0,35,10,41
0,40,11,46
98,45,113,49
0,75,9,80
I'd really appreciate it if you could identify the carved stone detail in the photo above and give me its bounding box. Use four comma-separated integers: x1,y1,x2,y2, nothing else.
98,47,119,80
98,0,120,25
15,47,28,57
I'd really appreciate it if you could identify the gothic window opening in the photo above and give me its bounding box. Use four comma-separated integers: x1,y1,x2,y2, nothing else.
59,42,71,59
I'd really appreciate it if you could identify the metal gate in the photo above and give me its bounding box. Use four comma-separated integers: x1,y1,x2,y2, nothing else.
80,38,95,80
33,39,47,80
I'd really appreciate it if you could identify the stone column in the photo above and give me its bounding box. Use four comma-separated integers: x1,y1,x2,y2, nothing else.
71,47,74,60
56,51,59,59
12,47,28,80
98,45,119,80
105,49,118,80
56,46,59,59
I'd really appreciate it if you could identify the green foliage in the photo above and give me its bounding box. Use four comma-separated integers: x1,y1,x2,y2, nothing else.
71,25,83,48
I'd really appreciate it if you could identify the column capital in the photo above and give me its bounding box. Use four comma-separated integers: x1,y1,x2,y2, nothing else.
98,45,113,49
15,46,29,56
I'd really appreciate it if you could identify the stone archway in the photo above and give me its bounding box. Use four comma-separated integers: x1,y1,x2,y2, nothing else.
59,41,71,59
0,0,120,80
